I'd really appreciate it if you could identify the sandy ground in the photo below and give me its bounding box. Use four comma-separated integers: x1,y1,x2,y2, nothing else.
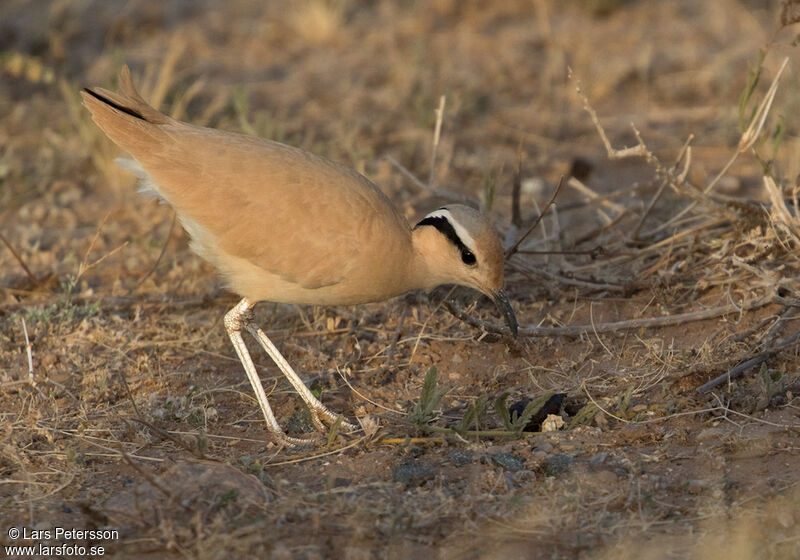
2,1,800,558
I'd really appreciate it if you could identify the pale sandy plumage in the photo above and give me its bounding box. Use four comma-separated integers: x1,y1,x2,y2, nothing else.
81,66,516,446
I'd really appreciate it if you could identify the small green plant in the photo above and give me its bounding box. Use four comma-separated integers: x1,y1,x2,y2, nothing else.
735,28,792,178
408,367,564,438
737,49,766,134
23,297,100,329
756,363,785,411
232,85,256,136
456,395,489,435
326,415,343,446
494,392,554,435
567,402,599,429
615,386,634,418
408,366,446,427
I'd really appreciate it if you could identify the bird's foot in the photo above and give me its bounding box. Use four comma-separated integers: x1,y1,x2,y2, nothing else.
308,405,359,434
271,430,321,448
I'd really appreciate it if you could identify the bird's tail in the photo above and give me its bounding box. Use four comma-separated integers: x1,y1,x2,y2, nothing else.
81,65,169,125
80,65,174,162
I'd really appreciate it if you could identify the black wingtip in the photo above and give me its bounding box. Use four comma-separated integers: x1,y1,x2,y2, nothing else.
82,87,146,121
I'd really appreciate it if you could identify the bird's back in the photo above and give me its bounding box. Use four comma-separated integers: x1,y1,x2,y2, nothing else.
82,68,415,304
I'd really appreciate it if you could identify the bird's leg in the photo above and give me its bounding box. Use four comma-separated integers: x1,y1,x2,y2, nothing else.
224,298,317,447
247,322,359,434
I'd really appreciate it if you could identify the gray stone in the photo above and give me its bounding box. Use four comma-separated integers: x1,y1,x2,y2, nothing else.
489,453,526,472
392,461,435,486
542,454,575,477
447,449,475,467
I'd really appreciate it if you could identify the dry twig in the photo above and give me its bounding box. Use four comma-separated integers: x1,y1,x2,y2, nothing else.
19,319,34,389
0,230,39,286
506,176,564,259
429,95,446,188
697,327,800,394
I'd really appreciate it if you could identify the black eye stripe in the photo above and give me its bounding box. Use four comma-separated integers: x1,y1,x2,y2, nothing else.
416,216,461,246
414,215,478,266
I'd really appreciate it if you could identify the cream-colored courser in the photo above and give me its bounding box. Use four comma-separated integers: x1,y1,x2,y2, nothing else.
82,66,517,446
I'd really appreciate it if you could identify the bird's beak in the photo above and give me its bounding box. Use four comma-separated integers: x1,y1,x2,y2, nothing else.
492,289,518,337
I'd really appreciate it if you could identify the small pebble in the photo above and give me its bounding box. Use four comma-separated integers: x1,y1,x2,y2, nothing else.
392,461,435,486
489,453,525,472
448,450,475,467
589,452,609,466
542,454,574,477
535,442,554,454
531,451,548,462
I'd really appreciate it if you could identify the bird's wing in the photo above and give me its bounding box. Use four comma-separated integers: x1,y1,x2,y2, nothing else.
163,127,410,289
82,77,410,290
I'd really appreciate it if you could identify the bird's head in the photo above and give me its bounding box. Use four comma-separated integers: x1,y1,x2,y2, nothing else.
411,204,518,337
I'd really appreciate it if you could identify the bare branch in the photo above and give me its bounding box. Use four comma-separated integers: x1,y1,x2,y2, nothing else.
506,176,564,259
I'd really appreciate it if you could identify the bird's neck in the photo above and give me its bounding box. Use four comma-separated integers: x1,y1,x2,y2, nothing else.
408,226,453,292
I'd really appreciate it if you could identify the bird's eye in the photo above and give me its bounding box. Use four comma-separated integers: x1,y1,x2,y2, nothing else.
461,249,476,265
